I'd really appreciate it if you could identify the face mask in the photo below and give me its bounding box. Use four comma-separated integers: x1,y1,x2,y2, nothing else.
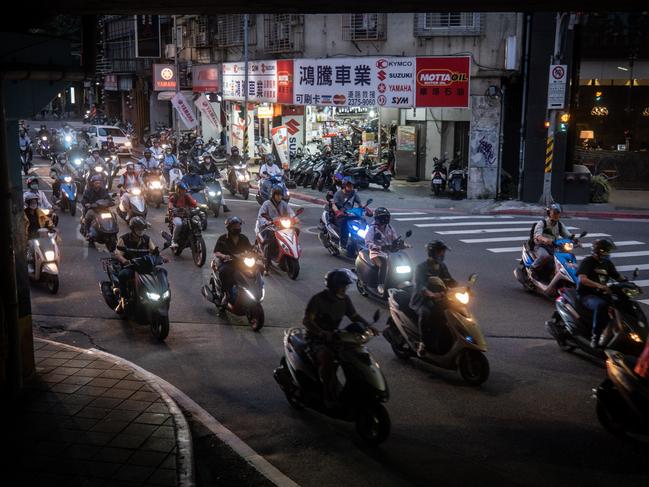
432,252,445,263
134,230,144,237
30,184,38,191
29,201,38,209
229,228,241,237
335,287,347,299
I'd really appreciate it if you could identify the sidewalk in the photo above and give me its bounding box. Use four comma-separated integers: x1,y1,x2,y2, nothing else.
12,338,192,487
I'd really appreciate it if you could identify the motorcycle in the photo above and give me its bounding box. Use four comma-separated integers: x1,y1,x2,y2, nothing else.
167,207,207,267
447,168,467,200
81,198,119,251
28,227,61,294
273,309,391,445
430,156,447,196
355,230,414,300
514,232,588,297
117,186,148,222
201,252,265,331
318,195,373,259
55,174,78,217
85,163,112,190
545,270,647,359
37,135,50,158
596,349,649,438
203,173,223,218
383,274,490,385
225,162,251,200
255,207,303,280
256,174,290,205
142,168,165,208
168,163,184,193
100,242,172,341
345,160,392,190
20,147,32,175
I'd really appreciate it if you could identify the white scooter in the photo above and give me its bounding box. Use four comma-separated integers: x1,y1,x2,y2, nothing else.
28,227,61,294
168,164,184,192
117,186,147,222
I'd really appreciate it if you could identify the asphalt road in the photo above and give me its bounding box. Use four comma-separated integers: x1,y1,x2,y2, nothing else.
27,156,649,487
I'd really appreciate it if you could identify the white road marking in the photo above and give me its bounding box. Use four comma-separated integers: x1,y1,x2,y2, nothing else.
639,299,649,305
395,215,514,222
389,212,427,216
632,280,649,287
617,264,649,272
459,233,611,244
614,218,649,223
435,226,579,235
577,251,649,260
415,220,540,228
487,241,644,254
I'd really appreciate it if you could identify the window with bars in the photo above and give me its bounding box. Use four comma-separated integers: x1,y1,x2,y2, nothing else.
342,13,387,41
414,13,482,37
214,15,257,47
264,14,303,54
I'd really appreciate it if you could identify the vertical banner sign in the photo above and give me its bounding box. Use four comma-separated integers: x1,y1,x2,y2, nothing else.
271,125,290,169
222,61,278,102
276,60,294,104
230,103,255,156
547,64,567,109
171,92,197,128
192,64,219,93
415,57,471,108
194,94,221,131
281,116,304,157
134,15,161,58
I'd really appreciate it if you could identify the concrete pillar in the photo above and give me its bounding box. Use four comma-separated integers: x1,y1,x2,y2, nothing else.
425,118,442,177
468,95,502,199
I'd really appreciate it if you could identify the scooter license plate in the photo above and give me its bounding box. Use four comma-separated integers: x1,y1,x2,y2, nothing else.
432,178,443,184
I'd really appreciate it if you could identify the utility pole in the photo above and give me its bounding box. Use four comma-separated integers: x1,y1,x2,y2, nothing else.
243,14,249,160
172,15,180,157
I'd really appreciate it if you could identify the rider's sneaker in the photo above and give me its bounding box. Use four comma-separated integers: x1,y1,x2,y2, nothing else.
590,335,601,349
416,342,426,358
115,298,126,314
377,284,385,296
170,242,179,251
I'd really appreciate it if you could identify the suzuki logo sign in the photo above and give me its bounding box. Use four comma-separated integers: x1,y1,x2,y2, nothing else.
285,118,300,135
377,70,387,81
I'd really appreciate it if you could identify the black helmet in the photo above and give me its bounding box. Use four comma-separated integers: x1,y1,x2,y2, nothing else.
426,240,449,257
144,149,152,155
546,203,562,215
592,238,616,257
374,207,390,225
325,269,354,291
129,216,148,232
26,176,39,187
225,216,243,229
271,186,283,199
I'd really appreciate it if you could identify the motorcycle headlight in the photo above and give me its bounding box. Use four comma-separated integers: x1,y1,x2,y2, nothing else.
244,288,256,300
65,135,72,142
74,159,82,165
100,212,112,219
208,191,216,197
286,190,290,196
455,292,470,305
198,203,208,209
623,288,641,298
41,209,50,215
280,219,291,229
217,191,221,196
629,332,642,343
563,242,574,252
162,290,170,299
64,176,72,183
146,292,161,301
244,257,256,268
395,265,411,274
131,188,141,195
94,166,103,172
125,141,132,147
237,174,245,181
356,227,368,238
42,136,47,141
149,181,162,189
44,250,56,261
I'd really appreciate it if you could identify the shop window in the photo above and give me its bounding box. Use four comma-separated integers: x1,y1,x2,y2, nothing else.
414,13,483,37
264,14,304,54
214,15,257,47
342,14,387,42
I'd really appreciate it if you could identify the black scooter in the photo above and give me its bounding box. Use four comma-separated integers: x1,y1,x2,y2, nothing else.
100,240,172,341
354,230,414,300
596,349,649,438
546,271,647,359
81,198,119,251
167,207,207,267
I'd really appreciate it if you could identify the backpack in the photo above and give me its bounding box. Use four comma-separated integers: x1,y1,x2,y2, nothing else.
528,219,566,251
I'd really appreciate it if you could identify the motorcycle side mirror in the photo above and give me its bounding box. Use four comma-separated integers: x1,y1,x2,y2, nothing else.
468,273,478,286
405,230,412,238
579,231,588,238
295,207,305,216
162,241,171,250
633,267,640,279
161,231,173,243
366,198,374,206
111,193,118,198
325,192,333,201
372,309,381,323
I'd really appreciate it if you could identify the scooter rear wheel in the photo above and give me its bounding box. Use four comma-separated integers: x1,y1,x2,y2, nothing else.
278,358,304,410
458,350,490,386
356,403,391,446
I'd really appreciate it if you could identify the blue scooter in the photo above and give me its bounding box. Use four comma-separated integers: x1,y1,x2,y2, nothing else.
514,231,587,297
256,174,290,205
318,195,373,259
57,173,79,217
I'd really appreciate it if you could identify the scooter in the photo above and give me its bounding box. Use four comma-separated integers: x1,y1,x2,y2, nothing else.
201,252,265,331
430,157,447,196
142,168,165,208
545,271,647,359
81,198,119,251
274,309,390,445
20,147,32,175
256,174,290,205
596,349,649,438
203,173,223,217
37,135,50,159
53,173,78,217
255,208,303,280
318,195,373,259
447,168,467,200
168,164,184,193
383,274,490,385
28,227,61,294
514,232,587,297
100,240,172,341
117,186,148,222
167,207,207,267
355,230,414,300
225,162,251,200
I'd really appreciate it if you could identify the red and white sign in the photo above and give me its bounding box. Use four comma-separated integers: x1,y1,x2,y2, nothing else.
222,61,278,102
281,116,304,157
547,64,568,109
194,94,220,131
276,60,294,104
171,92,197,128
271,125,290,169
192,64,219,93
414,57,471,108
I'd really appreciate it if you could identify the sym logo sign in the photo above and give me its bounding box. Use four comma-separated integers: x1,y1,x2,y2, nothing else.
282,116,303,156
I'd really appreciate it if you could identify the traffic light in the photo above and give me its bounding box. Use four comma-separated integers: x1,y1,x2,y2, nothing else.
544,120,551,129
560,113,570,123
558,113,570,132
595,91,603,102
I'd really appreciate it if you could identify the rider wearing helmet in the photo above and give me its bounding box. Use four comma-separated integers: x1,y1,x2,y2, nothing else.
118,162,142,190
139,148,159,171
365,207,403,296
168,181,197,249
25,176,53,210
410,241,458,357
577,238,624,348
530,203,572,282
256,186,295,273
85,148,105,173
80,175,111,237
303,269,371,407
24,193,55,272
332,178,366,251
113,217,161,313
226,146,244,166
213,216,254,303
149,139,164,159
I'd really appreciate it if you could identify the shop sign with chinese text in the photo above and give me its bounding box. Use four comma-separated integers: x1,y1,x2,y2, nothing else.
414,57,470,108
222,61,278,102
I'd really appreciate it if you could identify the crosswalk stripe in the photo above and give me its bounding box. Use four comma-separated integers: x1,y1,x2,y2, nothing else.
436,226,579,235
614,218,649,223
632,280,649,287
395,215,514,222
639,300,649,305
415,220,540,228
617,264,649,272
460,233,611,244
389,212,427,216
487,241,644,254
577,251,649,260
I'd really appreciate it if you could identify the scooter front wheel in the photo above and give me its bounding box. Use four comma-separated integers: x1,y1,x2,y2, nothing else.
192,237,207,267
150,313,170,341
596,379,628,437
241,186,250,200
46,275,59,294
247,304,265,332
356,403,391,446
106,235,117,252
285,257,300,280
356,278,369,297
458,349,490,386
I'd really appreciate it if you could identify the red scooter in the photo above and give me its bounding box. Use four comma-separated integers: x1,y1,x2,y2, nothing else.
255,208,304,280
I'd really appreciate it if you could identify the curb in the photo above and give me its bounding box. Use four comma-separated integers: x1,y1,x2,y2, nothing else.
37,338,195,487
250,181,327,207
489,208,649,220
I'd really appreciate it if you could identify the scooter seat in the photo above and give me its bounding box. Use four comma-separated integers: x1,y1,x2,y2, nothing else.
560,288,593,319
392,289,418,322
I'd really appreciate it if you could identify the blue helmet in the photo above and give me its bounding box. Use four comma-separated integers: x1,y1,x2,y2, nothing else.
177,181,189,191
